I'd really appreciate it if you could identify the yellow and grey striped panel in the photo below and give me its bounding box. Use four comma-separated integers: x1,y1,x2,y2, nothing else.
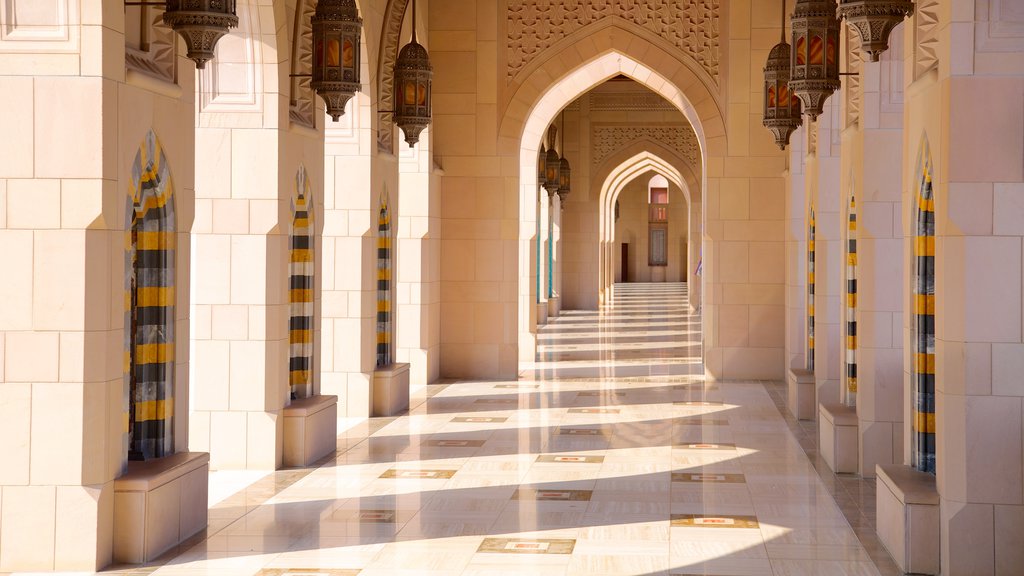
376,194,392,368
845,194,857,407
126,130,176,461
289,167,314,399
912,143,936,474
808,206,816,371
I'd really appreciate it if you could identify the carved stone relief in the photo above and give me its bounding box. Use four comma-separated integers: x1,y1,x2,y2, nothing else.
590,92,677,112
844,25,862,129
199,0,261,113
913,0,939,79
0,0,79,50
975,0,1024,53
125,6,177,84
290,0,317,128
591,124,700,169
377,0,412,153
506,0,720,85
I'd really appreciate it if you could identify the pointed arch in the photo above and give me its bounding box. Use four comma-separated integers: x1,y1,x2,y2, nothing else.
912,136,936,474
289,167,315,400
125,130,176,461
808,204,816,372
845,189,858,408
376,190,394,367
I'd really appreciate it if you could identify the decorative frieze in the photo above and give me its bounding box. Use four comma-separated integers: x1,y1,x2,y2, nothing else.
591,125,699,168
290,0,317,128
506,0,720,85
913,0,939,79
125,8,177,84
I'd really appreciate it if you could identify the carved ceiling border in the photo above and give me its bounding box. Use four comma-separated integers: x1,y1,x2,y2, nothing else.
377,0,411,154
289,0,317,128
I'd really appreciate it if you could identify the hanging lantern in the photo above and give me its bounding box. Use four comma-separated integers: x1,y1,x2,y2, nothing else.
543,125,561,195
763,1,803,150
790,0,841,120
393,0,433,147
311,0,363,122
558,157,571,197
538,144,547,186
837,0,914,62
163,0,239,69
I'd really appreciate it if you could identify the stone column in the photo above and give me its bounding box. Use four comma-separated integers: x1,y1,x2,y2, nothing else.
810,100,843,409
850,28,905,478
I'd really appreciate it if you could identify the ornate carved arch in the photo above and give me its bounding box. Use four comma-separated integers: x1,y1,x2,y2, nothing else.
376,0,411,153
290,0,317,127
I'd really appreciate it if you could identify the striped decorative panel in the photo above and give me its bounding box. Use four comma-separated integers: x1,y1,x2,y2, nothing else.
289,167,314,400
845,194,857,408
376,194,393,368
912,143,936,474
808,206,816,371
126,130,176,461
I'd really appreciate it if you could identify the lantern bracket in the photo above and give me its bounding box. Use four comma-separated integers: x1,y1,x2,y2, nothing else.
124,2,167,6
289,74,313,78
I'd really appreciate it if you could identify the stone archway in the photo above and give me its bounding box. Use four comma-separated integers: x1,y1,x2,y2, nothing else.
496,24,727,367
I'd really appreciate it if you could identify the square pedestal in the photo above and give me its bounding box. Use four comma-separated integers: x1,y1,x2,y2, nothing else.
547,295,561,318
819,403,858,474
787,367,816,420
876,464,940,575
113,452,209,564
373,362,410,417
536,302,548,326
283,395,338,467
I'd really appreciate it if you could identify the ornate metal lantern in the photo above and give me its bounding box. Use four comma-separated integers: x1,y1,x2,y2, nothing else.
557,111,571,200
837,0,914,62
543,125,561,195
538,144,548,186
393,0,433,147
558,157,571,199
311,0,363,121
790,0,841,120
163,0,239,69
763,1,803,149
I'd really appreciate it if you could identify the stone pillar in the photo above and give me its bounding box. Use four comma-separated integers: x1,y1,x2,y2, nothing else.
894,5,1024,572
810,100,843,409
785,126,809,369
536,191,550,324
397,131,440,388
849,27,905,478
0,0,207,568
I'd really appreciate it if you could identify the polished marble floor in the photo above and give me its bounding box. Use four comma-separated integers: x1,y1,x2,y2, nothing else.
99,283,896,576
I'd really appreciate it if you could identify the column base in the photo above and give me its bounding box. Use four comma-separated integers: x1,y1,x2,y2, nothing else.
819,403,858,474
536,302,548,326
876,464,939,575
113,452,209,564
787,367,816,420
547,295,561,318
373,363,410,417
283,395,338,467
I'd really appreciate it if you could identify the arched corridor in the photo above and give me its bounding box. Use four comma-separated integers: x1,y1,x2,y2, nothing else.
2,1,1023,573
127,284,896,575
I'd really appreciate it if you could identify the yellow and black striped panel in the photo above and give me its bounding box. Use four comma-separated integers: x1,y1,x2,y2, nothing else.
808,206,815,371
376,193,393,368
289,167,314,399
126,130,176,461
845,194,857,407
912,143,936,474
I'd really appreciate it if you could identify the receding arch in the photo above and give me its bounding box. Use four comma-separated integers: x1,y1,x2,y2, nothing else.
498,23,726,364
596,150,695,301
